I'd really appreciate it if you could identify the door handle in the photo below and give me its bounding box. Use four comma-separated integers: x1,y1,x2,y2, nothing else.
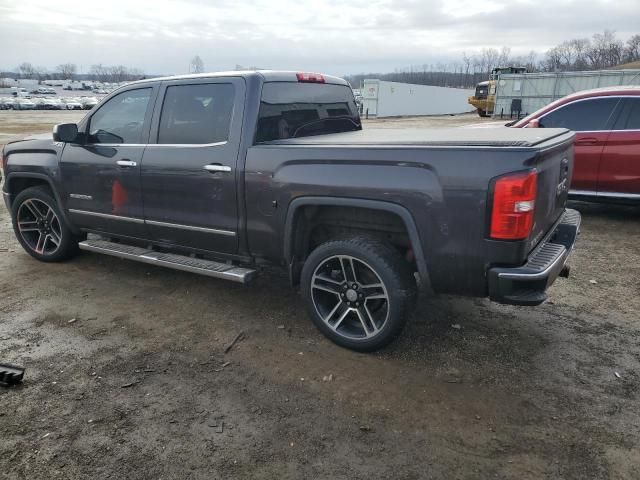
203,164,232,173
575,137,598,146
116,160,137,167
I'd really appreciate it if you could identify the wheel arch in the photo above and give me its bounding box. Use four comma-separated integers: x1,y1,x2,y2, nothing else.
5,172,79,234
283,196,431,291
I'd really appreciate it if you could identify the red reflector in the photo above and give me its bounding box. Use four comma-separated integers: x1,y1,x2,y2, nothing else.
490,170,537,240
296,72,325,83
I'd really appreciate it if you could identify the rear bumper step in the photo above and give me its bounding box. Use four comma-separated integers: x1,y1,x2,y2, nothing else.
79,239,256,284
488,208,581,306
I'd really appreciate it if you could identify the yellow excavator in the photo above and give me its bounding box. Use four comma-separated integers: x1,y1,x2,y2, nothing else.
468,66,527,117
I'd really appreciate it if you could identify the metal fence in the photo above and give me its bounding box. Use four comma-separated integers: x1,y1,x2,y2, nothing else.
493,69,640,118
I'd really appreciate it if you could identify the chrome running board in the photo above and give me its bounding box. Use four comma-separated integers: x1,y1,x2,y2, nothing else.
79,239,256,284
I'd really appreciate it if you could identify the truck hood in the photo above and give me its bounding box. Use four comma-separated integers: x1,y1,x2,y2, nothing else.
263,127,572,149
4,134,60,156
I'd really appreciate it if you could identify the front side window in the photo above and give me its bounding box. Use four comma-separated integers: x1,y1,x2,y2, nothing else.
88,88,151,144
613,97,640,130
157,83,235,145
539,97,619,131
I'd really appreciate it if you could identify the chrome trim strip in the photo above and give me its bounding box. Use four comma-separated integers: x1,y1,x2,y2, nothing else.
145,219,236,236
598,191,640,199
569,189,598,196
570,190,640,199
82,141,228,148
68,209,145,224
69,194,93,200
68,210,237,235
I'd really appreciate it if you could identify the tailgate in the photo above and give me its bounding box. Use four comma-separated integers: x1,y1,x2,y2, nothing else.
528,141,574,251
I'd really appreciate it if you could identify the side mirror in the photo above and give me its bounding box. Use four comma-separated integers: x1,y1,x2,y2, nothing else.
53,123,79,143
525,119,540,129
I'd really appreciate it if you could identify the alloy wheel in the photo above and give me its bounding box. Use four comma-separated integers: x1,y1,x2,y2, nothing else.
310,255,390,340
17,198,63,256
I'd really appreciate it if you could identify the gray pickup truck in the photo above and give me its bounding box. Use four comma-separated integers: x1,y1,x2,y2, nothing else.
1,71,580,351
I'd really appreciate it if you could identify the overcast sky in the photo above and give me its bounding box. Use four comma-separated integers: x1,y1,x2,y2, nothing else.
1,0,638,76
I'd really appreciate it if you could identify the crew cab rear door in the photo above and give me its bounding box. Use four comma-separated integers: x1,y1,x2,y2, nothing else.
140,77,245,254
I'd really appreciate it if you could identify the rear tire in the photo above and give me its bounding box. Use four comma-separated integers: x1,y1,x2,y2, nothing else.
300,236,416,352
477,108,489,117
11,186,79,262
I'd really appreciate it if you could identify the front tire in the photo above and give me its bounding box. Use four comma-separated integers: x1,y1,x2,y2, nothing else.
11,186,79,262
300,236,416,352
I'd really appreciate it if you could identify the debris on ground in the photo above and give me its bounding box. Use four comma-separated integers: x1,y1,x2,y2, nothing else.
277,325,285,329
589,279,598,284
120,381,138,388
68,318,77,324
322,374,334,382
614,371,622,379
359,425,372,432
451,324,461,330
214,362,232,372
224,331,245,354
0,363,25,387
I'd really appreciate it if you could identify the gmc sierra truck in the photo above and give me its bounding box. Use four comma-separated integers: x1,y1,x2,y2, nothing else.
1,71,580,351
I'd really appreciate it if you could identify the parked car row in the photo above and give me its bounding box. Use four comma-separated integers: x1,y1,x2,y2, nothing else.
0,96,100,110
29,87,57,95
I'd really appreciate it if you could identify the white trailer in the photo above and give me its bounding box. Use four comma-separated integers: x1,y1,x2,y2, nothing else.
361,79,474,118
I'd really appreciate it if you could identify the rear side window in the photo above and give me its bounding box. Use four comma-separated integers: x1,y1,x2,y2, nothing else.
88,88,151,144
256,82,361,142
613,97,640,130
157,83,235,144
539,97,619,131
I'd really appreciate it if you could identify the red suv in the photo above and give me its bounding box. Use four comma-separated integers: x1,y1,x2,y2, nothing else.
512,86,640,203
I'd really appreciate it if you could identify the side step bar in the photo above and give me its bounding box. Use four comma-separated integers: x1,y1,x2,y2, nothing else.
79,239,256,284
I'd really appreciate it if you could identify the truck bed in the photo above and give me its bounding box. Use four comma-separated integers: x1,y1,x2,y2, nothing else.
262,127,571,148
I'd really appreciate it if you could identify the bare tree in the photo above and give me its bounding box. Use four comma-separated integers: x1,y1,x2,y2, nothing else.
190,56,204,74
623,34,640,63
56,63,77,79
17,62,36,78
587,30,623,69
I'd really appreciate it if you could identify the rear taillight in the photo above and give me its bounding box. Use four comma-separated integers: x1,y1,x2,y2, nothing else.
490,170,537,240
296,72,325,83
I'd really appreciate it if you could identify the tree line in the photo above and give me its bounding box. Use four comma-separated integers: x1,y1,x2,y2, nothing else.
7,62,146,82
346,30,640,89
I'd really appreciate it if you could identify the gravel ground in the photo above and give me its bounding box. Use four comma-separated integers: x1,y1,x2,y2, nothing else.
1,111,640,479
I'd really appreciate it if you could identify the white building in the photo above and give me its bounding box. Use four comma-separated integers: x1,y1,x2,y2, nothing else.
361,79,474,117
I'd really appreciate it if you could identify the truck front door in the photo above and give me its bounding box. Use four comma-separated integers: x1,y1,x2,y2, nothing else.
140,78,244,254
60,86,156,238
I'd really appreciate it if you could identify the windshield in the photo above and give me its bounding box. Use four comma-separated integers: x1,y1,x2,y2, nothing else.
256,82,361,142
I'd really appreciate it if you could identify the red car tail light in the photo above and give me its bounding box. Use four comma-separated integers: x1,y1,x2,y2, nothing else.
296,72,325,83
490,170,537,240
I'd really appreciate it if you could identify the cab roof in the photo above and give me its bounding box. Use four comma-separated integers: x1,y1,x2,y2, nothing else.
127,70,350,87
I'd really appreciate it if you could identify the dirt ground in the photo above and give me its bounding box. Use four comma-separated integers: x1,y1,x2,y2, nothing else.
1,111,640,479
